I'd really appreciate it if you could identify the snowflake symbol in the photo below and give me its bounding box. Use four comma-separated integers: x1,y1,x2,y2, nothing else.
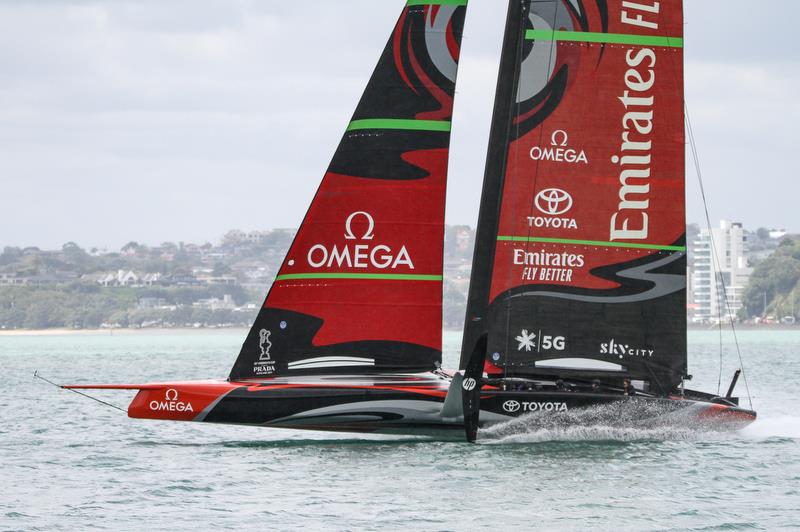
515,329,536,352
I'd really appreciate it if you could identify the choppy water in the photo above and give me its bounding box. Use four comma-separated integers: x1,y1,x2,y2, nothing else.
1,330,799,531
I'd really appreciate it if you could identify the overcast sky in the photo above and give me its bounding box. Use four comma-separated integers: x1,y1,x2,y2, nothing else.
1,0,797,250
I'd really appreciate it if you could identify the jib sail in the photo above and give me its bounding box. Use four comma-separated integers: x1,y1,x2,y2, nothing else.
461,0,686,394
230,0,468,380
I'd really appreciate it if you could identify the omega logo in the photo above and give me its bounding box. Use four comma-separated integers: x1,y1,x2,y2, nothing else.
344,211,375,241
307,211,414,270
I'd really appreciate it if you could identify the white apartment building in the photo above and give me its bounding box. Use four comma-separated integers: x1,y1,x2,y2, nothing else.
691,221,752,322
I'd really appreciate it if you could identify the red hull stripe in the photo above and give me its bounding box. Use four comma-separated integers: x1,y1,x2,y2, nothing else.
249,383,448,399
525,30,683,48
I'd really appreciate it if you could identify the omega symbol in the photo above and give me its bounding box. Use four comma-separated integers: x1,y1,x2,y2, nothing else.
344,212,375,240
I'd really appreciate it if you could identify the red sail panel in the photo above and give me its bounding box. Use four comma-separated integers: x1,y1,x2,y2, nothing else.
229,1,468,380
267,163,446,349
476,0,687,392
491,1,684,300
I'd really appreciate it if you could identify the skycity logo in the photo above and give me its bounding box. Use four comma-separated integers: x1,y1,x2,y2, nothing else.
529,130,589,165
307,211,414,270
528,188,578,231
600,339,654,358
150,389,194,413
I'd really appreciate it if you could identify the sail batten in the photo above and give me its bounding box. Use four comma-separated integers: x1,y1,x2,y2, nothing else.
525,29,683,47
347,119,452,132
496,236,686,252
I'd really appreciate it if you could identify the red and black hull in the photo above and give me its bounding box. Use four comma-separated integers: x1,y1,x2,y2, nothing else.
67,372,756,438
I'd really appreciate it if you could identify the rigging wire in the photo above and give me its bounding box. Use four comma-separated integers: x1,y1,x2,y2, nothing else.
685,104,753,409
33,371,127,413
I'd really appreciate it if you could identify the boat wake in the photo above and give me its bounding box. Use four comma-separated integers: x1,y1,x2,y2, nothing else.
480,401,722,443
741,416,800,440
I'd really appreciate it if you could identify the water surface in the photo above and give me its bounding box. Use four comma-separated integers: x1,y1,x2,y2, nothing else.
1,330,798,530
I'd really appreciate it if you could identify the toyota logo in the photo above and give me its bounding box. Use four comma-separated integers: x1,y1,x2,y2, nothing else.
535,188,573,216
503,400,521,413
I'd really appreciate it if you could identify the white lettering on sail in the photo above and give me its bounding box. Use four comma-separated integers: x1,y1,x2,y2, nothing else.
514,248,585,283
529,130,589,165
610,47,656,241
344,211,375,240
600,338,655,358
621,1,660,30
307,212,415,270
528,188,579,231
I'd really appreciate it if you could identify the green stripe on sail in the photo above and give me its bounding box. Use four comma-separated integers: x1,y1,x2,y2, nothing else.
347,119,451,132
275,273,443,282
497,236,686,252
407,0,467,5
525,29,683,48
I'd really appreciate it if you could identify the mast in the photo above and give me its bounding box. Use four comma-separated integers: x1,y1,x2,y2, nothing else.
461,0,686,394
230,0,469,380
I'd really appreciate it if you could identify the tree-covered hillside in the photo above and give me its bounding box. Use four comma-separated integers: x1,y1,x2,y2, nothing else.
742,238,800,319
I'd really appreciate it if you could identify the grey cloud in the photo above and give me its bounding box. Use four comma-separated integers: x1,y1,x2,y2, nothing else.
0,0,797,250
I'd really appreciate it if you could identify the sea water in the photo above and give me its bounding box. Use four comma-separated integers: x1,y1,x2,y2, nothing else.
1,330,798,531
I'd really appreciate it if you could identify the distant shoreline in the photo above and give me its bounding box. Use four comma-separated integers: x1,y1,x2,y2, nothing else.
687,323,800,331
1,325,799,337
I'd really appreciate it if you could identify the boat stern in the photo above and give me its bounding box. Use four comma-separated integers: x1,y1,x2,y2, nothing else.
695,401,757,430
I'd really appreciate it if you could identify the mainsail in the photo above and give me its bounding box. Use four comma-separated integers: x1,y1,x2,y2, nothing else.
230,1,468,380
461,0,686,394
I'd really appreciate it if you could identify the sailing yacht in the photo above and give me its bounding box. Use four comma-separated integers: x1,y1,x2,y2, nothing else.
67,0,755,441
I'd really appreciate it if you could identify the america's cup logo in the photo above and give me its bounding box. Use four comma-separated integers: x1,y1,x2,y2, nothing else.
258,329,272,361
